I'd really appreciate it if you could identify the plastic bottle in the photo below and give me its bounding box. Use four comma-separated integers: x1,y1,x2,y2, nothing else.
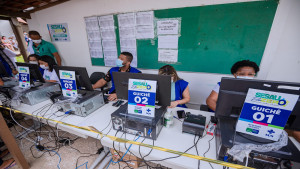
164,109,173,128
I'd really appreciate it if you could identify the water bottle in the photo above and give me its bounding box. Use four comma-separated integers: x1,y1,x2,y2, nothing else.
164,108,174,128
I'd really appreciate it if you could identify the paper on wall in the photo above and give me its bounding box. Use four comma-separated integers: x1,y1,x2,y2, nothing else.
157,19,179,35
88,40,102,49
136,11,154,26
120,38,136,49
98,15,114,29
100,29,116,40
118,13,136,28
102,39,117,51
85,17,99,31
158,35,178,49
90,49,103,58
119,27,136,39
86,30,101,41
103,50,118,59
105,59,117,67
136,25,154,39
158,49,178,63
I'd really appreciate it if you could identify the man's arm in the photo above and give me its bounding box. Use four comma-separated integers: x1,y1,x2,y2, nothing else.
93,78,107,89
53,52,62,66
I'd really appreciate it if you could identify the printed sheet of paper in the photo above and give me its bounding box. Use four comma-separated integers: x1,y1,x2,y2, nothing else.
136,11,154,39
118,13,136,28
100,29,116,40
120,38,136,49
85,17,99,31
98,15,114,29
103,50,118,59
157,19,179,35
119,27,136,39
87,31,101,41
158,35,178,49
90,49,103,58
97,15,118,64
136,11,154,26
104,59,117,67
102,39,118,51
85,17,103,58
158,49,178,63
136,25,154,39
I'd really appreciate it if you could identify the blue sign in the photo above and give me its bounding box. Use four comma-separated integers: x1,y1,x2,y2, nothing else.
18,66,30,88
127,79,157,117
59,70,77,98
236,89,299,141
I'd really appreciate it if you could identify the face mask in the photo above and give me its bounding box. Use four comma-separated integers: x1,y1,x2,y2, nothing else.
40,65,49,70
116,59,124,67
32,39,42,44
29,61,38,65
236,76,254,79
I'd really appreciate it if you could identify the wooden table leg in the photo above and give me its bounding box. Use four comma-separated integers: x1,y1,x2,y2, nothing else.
0,110,30,169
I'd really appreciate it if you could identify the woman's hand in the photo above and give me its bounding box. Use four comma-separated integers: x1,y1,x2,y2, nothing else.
169,101,179,108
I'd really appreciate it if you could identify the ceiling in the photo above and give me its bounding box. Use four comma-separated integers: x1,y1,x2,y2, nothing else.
0,0,69,19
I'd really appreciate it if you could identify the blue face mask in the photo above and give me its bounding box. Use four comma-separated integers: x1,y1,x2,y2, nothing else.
116,59,123,67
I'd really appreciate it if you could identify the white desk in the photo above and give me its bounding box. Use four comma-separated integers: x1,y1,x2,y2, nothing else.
77,102,220,169
13,100,221,169
13,100,300,169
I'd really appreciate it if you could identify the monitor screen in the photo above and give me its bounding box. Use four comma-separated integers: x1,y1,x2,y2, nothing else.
113,72,171,107
215,77,300,131
16,62,45,83
54,66,93,91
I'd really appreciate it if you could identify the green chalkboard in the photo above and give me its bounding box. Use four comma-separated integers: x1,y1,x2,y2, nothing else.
90,0,278,74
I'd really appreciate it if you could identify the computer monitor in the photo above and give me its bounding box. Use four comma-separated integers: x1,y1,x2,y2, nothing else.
54,66,93,91
16,62,45,84
215,77,300,131
0,62,9,77
113,72,171,107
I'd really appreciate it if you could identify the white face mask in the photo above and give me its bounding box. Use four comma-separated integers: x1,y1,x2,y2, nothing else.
29,61,38,65
40,65,49,70
32,39,42,44
236,76,254,79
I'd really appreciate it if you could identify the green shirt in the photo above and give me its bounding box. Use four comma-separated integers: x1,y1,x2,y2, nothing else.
32,39,58,58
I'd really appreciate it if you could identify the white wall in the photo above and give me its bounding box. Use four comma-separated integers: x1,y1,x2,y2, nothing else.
27,0,300,105
0,20,14,38
259,0,300,83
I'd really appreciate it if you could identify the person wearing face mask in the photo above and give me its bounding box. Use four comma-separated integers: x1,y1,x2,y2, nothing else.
93,52,141,101
158,65,190,108
28,30,62,66
38,55,59,83
27,54,44,75
206,60,260,112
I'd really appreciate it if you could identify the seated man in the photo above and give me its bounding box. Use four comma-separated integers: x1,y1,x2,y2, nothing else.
93,52,141,101
206,60,260,112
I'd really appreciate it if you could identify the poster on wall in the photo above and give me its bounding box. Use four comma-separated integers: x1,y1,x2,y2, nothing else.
47,23,71,42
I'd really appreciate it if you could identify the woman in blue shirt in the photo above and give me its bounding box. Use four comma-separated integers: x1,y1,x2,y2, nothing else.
159,65,190,108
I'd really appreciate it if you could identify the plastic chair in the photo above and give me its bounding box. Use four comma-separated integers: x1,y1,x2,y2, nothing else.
89,72,110,93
